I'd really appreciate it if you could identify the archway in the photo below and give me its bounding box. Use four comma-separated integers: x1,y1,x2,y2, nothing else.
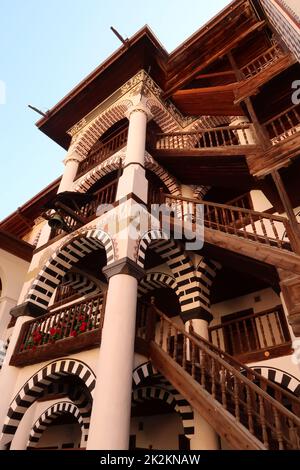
25,228,114,311
0,359,95,447
27,401,86,449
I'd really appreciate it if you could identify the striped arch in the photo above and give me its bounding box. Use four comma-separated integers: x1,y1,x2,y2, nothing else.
192,258,222,321
132,362,194,436
73,151,181,196
138,272,178,298
26,228,114,310
136,230,198,315
69,100,133,160
191,185,210,200
61,270,102,297
0,359,95,447
250,366,300,397
27,401,87,449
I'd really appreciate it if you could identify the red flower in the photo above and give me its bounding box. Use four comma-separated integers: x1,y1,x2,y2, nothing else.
33,333,42,344
70,330,77,337
50,327,57,336
79,322,87,332
79,315,85,321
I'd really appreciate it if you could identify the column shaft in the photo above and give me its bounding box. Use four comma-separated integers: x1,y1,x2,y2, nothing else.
86,273,138,449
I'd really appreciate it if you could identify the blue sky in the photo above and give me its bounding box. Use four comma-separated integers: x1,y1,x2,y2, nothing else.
0,0,230,221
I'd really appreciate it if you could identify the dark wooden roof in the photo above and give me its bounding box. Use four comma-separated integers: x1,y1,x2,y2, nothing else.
0,230,33,262
0,177,61,239
36,0,260,149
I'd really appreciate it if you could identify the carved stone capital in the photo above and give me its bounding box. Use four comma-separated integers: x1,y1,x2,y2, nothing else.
126,102,153,122
63,151,82,166
102,257,145,281
181,306,213,324
10,301,45,319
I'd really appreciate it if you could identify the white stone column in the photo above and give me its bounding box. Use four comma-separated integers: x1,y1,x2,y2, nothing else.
230,116,256,145
0,296,16,340
86,260,144,450
116,103,152,203
184,317,219,450
35,151,81,249
10,402,37,450
0,315,33,449
58,152,81,194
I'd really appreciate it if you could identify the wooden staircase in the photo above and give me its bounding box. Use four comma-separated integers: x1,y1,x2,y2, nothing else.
138,303,300,450
157,193,300,274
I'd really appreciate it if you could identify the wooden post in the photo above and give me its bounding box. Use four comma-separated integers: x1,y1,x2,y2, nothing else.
272,170,300,229
227,51,271,149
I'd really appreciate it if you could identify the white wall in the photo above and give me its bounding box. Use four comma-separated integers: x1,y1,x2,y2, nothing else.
130,413,184,450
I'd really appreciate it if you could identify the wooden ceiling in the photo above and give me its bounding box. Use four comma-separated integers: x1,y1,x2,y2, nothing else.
153,154,255,190
171,84,243,116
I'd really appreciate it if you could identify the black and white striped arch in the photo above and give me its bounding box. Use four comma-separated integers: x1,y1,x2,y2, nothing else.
26,229,114,310
132,362,194,437
1,359,95,447
27,401,87,449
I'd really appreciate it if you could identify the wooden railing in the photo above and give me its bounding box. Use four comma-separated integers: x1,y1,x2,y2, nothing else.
11,294,104,366
208,306,291,360
263,104,300,144
49,179,118,239
54,283,77,304
138,302,300,450
76,127,128,179
160,193,297,252
241,44,284,79
154,124,254,150
226,192,253,210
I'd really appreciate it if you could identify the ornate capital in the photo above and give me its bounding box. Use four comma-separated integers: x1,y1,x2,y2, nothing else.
10,301,45,319
63,151,82,166
103,257,145,281
126,102,153,122
181,306,213,324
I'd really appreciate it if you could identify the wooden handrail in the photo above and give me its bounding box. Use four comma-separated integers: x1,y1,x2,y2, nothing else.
15,294,104,354
208,306,291,359
142,302,300,449
161,192,288,223
241,43,284,78
76,126,128,179
159,192,298,252
156,124,251,137
263,103,300,127
209,305,287,330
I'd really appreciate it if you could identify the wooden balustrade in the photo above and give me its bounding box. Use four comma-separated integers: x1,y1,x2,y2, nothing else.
10,294,104,366
208,306,291,361
137,302,300,450
54,283,77,304
49,179,118,239
264,104,300,144
154,124,253,150
241,44,284,79
160,192,295,252
226,192,253,210
76,127,128,179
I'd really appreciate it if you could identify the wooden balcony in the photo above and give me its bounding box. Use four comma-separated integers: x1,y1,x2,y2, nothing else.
248,104,300,176
234,44,296,104
49,178,118,240
76,126,128,179
208,306,292,363
10,294,104,367
152,124,258,157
